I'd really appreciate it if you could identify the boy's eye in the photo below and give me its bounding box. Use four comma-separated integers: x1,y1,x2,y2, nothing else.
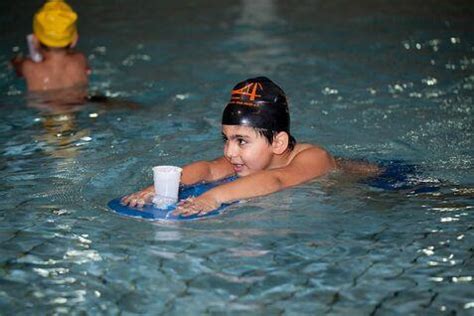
237,138,247,145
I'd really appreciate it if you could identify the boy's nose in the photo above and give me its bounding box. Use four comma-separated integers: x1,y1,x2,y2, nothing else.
224,143,238,159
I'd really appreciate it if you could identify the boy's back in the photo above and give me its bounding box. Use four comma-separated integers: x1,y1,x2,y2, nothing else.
19,49,89,91
11,0,89,91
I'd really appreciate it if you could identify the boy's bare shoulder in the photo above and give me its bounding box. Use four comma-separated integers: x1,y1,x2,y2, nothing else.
273,143,335,184
68,51,87,60
20,58,41,76
65,51,88,67
292,143,333,160
289,143,336,170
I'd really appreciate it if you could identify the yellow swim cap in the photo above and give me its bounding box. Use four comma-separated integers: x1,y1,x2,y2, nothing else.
33,0,78,48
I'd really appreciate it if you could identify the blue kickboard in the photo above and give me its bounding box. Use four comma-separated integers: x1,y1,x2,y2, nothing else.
108,176,237,221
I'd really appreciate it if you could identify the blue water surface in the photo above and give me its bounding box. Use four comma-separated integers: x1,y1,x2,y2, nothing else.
0,0,473,314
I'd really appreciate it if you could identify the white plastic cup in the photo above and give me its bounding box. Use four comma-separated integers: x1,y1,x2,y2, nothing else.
152,166,182,208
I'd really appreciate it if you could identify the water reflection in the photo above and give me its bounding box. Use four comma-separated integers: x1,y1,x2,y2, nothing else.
27,86,92,159
237,0,279,26
26,87,137,159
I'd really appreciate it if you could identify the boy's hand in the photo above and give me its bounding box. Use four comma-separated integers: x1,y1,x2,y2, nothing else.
121,187,154,208
172,194,220,217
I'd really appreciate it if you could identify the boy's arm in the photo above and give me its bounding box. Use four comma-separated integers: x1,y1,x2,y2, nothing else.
121,156,234,207
175,147,335,216
181,156,234,185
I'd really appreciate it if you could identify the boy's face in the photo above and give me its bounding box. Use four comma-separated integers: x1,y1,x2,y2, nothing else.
222,125,274,176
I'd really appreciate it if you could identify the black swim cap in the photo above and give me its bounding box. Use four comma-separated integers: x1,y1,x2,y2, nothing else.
222,76,290,133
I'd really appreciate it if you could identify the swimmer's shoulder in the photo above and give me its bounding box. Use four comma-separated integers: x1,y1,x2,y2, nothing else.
67,50,87,62
15,57,38,76
293,143,332,157
18,58,49,82
66,51,91,74
290,143,336,168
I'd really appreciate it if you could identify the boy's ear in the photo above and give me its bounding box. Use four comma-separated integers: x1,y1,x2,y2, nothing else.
272,131,289,155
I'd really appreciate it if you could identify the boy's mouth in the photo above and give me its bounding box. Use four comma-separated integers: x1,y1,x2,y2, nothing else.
232,163,244,173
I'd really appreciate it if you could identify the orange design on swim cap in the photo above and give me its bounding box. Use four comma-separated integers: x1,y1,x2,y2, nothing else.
33,0,78,48
230,82,264,106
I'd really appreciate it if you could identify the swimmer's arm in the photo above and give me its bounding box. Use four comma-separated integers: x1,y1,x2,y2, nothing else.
121,156,234,207
214,148,334,203
174,148,335,216
181,156,234,185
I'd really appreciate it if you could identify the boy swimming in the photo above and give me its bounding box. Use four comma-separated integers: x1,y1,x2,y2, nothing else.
10,0,90,91
122,76,336,217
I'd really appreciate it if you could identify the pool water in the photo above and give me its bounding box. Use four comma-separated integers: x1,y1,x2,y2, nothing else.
0,0,473,314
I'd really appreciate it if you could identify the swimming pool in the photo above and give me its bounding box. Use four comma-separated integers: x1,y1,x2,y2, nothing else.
0,0,472,314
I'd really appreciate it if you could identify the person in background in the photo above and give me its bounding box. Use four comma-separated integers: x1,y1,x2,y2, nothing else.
11,0,90,92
